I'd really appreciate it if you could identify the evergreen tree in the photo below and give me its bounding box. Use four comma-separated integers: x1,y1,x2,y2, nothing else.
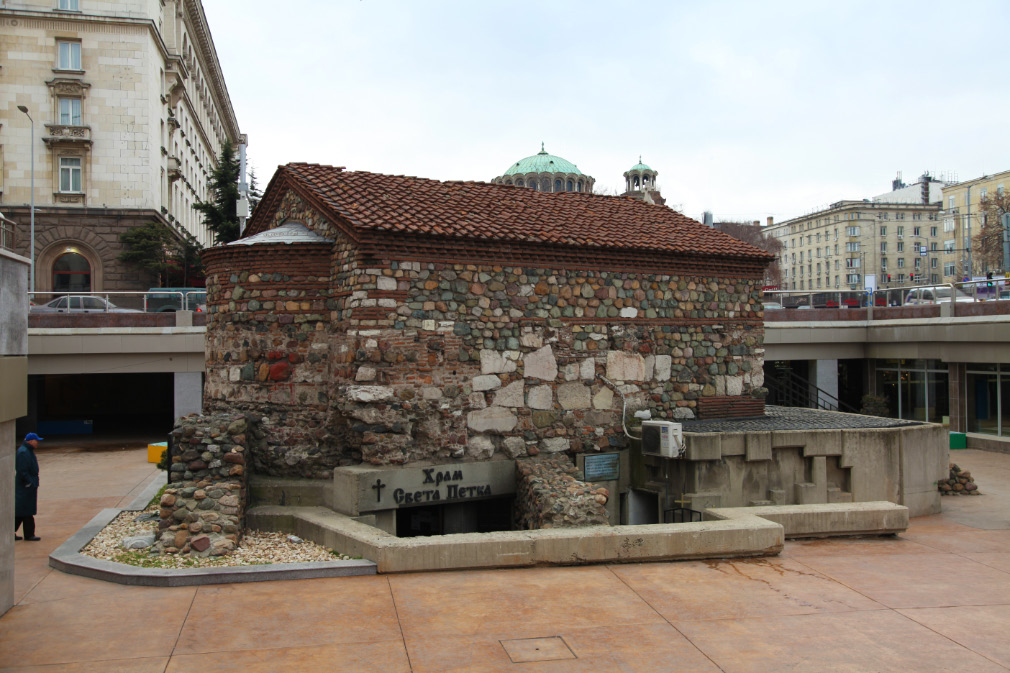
119,221,174,285
248,166,264,215
195,140,240,244
119,221,204,287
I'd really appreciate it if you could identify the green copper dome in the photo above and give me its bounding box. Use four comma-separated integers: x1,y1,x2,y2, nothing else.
503,144,583,176
628,156,652,172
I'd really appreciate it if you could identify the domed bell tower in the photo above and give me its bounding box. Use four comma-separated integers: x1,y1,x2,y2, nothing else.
622,157,665,205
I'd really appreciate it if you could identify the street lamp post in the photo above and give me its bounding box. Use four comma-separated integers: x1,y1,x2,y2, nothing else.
17,105,35,296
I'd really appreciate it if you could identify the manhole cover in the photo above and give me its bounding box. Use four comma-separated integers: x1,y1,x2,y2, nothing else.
500,636,576,663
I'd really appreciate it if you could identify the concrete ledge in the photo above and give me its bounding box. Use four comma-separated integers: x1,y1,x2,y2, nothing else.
49,507,376,587
706,501,908,538
249,475,330,508
247,505,785,573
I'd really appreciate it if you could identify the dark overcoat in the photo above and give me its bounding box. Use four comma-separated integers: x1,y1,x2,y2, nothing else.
15,442,40,517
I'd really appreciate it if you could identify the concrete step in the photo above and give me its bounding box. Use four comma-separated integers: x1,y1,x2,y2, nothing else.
248,475,329,508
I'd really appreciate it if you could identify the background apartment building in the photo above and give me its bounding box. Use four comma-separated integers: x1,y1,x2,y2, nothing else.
941,170,1010,279
0,0,241,296
767,174,946,292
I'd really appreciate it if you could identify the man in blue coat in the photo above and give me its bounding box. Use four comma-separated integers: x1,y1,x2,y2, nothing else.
15,432,42,542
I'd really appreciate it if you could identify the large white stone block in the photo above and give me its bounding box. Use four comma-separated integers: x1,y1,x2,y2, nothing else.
654,355,672,381
346,385,394,402
466,407,517,433
606,351,646,381
472,375,502,392
493,380,524,408
541,437,570,453
376,276,397,291
527,384,553,410
558,382,591,410
593,387,614,410
524,345,558,381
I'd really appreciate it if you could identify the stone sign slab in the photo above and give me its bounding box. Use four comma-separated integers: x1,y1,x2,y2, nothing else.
334,460,517,513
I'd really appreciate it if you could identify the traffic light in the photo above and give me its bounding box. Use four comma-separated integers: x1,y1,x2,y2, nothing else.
987,271,994,287
909,273,914,281
887,274,891,283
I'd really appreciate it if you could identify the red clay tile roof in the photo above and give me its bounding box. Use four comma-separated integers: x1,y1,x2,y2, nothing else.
248,163,774,262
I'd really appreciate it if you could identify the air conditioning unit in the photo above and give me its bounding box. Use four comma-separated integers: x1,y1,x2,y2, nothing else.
641,420,684,458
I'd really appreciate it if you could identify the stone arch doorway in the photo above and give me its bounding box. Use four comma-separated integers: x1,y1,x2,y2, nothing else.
52,251,92,292
36,240,104,294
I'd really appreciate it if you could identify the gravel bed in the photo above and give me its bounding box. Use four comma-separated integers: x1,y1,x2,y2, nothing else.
81,506,352,568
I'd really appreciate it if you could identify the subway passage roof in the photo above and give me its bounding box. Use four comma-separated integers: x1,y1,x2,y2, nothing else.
247,163,773,262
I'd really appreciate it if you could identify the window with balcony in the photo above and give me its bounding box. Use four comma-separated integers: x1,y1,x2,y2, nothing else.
845,226,859,237
59,156,82,192
845,258,860,269
57,40,81,71
58,97,81,125
846,242,860,252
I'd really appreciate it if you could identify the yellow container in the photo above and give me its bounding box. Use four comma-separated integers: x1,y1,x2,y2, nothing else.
147,441,167,463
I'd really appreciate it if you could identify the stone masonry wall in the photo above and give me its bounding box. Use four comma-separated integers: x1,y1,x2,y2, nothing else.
514,455,610,529
152,413,257,557
202,243,343,477
330,261,765,465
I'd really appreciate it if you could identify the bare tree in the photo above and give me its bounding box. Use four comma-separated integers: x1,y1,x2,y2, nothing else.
715,220,784,287
972,191,1010,272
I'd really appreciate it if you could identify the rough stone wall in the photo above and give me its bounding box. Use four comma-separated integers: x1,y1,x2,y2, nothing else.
514,455,610,529
330,261,765,465
202,243,343,477
153,414,255,557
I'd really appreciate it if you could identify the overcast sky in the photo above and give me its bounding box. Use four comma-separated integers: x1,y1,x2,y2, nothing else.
203,0,1010,224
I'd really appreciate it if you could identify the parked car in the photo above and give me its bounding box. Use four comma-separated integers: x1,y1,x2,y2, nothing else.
30,296,141,313
146,287,207,312
903,286,974,305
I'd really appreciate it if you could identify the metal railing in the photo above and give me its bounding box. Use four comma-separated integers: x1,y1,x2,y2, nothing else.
766,280,1010,311
28,290,206,313
764,369,859,414
0,215,15,252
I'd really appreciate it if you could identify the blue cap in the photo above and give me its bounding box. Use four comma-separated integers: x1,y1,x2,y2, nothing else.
24,433,44,442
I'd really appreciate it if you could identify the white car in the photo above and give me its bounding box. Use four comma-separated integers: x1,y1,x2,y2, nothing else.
30,296,141,313
903,286,974,305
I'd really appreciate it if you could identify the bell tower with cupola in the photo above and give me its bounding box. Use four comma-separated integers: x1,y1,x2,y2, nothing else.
622,158,665,205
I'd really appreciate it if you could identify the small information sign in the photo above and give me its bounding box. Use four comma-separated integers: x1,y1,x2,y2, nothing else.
583,453,620,482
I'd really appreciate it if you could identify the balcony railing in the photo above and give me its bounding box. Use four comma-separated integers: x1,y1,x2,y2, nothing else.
0,214,15,252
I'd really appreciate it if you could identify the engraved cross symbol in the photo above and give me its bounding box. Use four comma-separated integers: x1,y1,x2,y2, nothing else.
371,479,386,503
673,494,691,507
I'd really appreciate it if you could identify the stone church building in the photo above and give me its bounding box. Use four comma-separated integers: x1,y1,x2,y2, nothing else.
200,162,773,485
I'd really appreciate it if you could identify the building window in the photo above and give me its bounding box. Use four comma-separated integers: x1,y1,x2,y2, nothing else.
880,225,887,236
897,226,904,237
877,359,949,423
58,0,80,9
58,97,81,125
845,258,860,269
846,242,860,252
59,156,82,192
880,242,887,253
931,257,938,268
949,196,956,210
944,218,955,232
930,226,937,237
913,226,921,236
980,188,988,200
897,241,904,252
57,40,81,70
898,258,905,268
845,226,859,237
881,257,888,269
945,262,956,275
944,240,955,253
566,180,573,191
931,242,938,252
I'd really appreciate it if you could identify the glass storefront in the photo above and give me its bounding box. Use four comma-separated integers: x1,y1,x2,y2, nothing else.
965,364,1010,436
875,359,949,424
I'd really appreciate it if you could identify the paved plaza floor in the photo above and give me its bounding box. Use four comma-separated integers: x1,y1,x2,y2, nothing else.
3,442,1010,672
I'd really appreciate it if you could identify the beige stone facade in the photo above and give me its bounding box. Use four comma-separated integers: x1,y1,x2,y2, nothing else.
941,169,1010,278
0,0,240,294
766,200,943,293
